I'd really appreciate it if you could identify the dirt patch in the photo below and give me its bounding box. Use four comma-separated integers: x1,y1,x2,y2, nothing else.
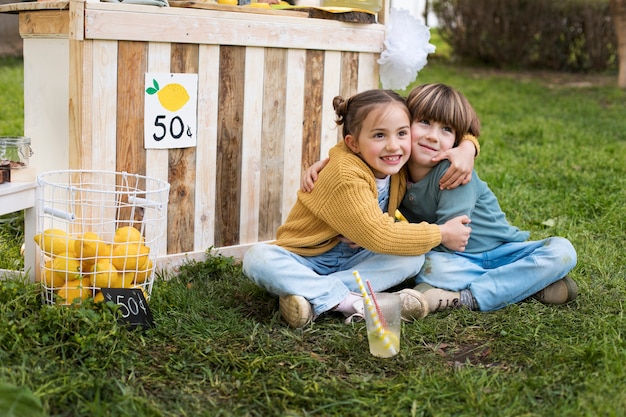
429,341,510,369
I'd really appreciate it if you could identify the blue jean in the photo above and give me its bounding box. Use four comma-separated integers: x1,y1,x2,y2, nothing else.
243,242,425,316
416,237,577,311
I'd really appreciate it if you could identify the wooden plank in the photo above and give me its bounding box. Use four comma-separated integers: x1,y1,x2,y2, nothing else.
69,0,84,41
69,38,91,171
338,51,359,142
194,44,220,251
239,46,264,244
357,51,380,91
155,241,266,274
83,40,118,236
91,40,118,173
116,41,148,227
145,41,171,256
259,47,287,241
0,1,68,14
215,45,244,247
19,10,69,38
319,50,341,160
84,8,385,52
301,49,324,171
340,51,359,97
167,43,198,254
281,48,305,222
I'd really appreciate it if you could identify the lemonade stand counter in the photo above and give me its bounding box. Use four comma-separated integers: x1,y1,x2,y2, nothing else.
1,0,388,278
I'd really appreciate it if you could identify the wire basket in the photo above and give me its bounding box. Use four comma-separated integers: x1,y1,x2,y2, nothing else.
35,170,170,306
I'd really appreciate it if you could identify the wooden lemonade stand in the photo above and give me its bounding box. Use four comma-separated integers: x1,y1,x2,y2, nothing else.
1,0,389,279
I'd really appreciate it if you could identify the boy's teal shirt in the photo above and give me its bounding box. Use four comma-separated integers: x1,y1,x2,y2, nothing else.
400,160,529,253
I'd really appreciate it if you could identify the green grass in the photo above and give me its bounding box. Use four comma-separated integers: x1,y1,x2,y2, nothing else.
1,54,626,416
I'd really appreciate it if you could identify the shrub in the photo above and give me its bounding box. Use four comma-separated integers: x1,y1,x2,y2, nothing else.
434,0,617,72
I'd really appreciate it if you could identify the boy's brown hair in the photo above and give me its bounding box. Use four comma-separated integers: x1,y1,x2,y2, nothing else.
406,83,481,146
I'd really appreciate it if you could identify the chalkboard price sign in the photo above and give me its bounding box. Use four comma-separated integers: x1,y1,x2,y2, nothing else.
101,288,155,330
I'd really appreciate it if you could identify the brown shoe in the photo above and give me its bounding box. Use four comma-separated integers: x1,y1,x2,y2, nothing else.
394,288,430,320
533,276,579,304
414,283,461,313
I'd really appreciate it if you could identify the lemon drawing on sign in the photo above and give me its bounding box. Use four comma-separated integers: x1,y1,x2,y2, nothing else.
146,79,190,112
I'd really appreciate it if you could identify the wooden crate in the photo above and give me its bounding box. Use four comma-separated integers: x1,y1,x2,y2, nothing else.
10,0,386,273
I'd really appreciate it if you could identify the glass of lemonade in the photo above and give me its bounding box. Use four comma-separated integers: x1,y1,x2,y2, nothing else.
364,292,401,358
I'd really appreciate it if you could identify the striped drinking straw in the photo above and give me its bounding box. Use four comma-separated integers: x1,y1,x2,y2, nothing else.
353,270,397,356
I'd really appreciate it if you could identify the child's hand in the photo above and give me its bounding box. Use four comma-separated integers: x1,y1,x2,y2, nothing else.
337,235,361,249
439,215,472,252
301,158,329,192
433,139,476,190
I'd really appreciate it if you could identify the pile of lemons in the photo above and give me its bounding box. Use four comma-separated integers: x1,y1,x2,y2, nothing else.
34,226,153,306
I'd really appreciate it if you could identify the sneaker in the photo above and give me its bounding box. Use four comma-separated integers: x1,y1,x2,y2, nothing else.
395,288,429,321
414,283,461,313
279,295,314,328
533,276,579,305
344,300,365,324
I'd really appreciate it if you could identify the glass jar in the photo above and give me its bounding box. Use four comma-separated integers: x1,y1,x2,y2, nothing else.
0,137,33,169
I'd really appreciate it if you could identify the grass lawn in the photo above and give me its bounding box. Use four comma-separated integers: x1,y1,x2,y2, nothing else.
1,51,625,416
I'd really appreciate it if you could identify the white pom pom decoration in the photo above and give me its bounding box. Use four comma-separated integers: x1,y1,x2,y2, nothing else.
378,8,436,91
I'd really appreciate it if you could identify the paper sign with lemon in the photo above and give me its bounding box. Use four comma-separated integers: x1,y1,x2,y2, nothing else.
144,73,198,149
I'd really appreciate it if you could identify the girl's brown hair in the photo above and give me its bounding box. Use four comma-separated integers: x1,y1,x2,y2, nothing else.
333,89,409,139
406,83,481,146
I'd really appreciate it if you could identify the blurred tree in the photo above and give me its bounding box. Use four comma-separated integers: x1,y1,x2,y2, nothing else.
611,0,626,87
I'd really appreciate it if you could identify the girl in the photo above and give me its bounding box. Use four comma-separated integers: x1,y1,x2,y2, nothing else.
242,89,474,328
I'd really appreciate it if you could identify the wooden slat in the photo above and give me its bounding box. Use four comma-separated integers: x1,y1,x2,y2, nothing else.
239,46,264,244
69,38,88,171
319,50,342,160
301,49,324,171
84,8,385,52
146,41,171,256
215,45,245,247
91,40,118,173
340,51,359,98
280,48,306,223
166,43,198,254
357,51,380,91
116,41,148,227
338,51,360,142
19,10,69,38
69,0,84,41
194,44,220,251
259,47,287,241
0,1,68,13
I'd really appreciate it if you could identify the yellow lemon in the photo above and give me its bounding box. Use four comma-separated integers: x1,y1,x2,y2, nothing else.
51,253,82,284
34,228,76,256
111,243,150,271
113,226,144,245
133,259,154,284
93,291,105,303
41,259,66,288
217,0,238,4
75,232,112,265
131,285,150,301
56,279,89,306
121,273,138,288
146,79,190,112
90,260,120,288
